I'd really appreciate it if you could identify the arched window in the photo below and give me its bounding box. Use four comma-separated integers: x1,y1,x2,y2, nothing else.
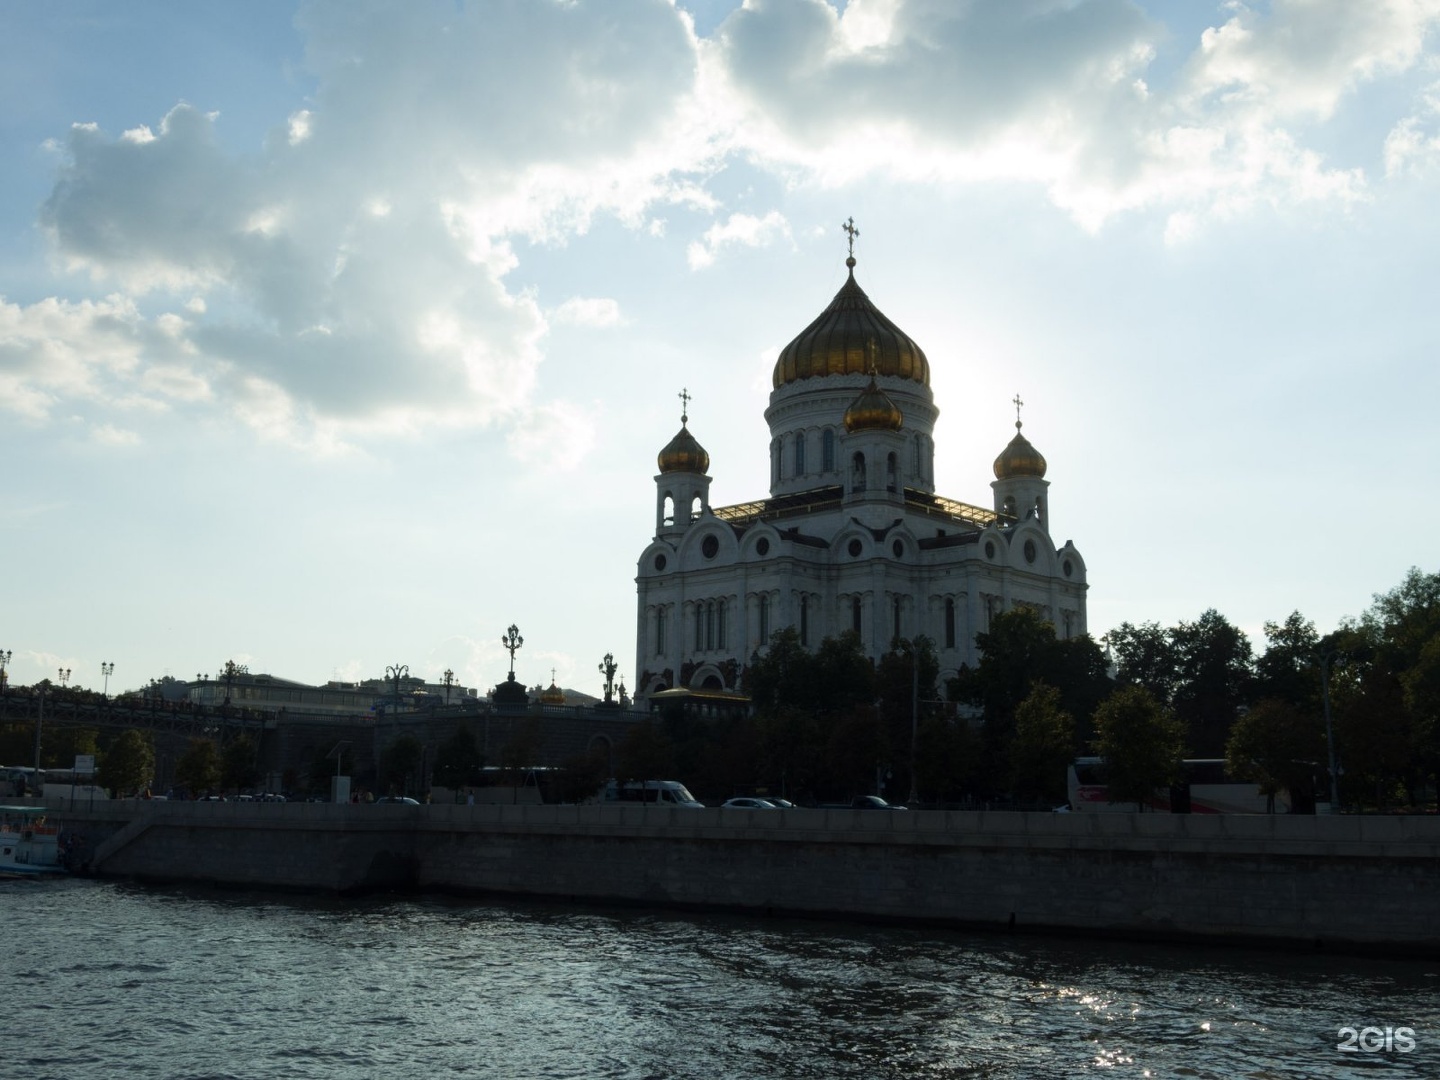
886,452,898,493
663,494,675,526
852,596,862,635
705,601,715,651
771,440,780,486
800,595,810,646
851,452,867,493
657,607,668,655
694,605,704,651
794,432,806,476
893,596,902,642
718,600,728,650
944,598,956,650
823,429,836,472
759,594,770,644
913,434,924,481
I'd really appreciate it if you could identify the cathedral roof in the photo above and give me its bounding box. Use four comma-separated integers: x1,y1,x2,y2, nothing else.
843,373,904,432
993,421,1047,480
772,257,930,390
657,421,710,475
540,681,566,705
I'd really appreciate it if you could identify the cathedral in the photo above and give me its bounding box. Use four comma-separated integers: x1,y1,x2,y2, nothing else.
634,231,1088,701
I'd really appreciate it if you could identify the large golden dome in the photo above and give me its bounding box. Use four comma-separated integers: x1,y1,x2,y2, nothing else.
773,258,929,389
993,422,1047,479
658,422,710,475
843,375,904,433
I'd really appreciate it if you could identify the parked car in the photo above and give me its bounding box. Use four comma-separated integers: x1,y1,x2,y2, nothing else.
851,795,907,810
375,796,420,805
721,797,779,810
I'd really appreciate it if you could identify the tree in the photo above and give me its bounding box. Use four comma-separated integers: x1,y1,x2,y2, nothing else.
1106,621,1179,705
950,609,1110,796
1170,609,1253,757
1253,612,1321,713
99,728,155,796
381,734,424,795
222,736,262,793
1093,686,1183,810
175,738,222,797
615,717,675,783
1225,699,1323,813
1009,682,1075,805
432,724,483,790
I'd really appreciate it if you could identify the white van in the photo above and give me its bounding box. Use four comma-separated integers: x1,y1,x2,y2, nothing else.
601,779,704,808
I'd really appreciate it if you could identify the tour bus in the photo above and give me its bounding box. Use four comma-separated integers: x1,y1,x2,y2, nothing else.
1067,757,1285,813
600,779,705,808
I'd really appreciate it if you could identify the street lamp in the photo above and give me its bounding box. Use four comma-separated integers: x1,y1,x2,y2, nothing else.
599,652,618,704
0,649,11,695
442,668,454,706
101,661,115,699
501,625,524,680
58,667,72,688
1319,642,1346,814
386,663,409,717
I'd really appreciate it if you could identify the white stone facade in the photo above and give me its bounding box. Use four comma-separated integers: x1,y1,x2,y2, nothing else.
635,260,1087,700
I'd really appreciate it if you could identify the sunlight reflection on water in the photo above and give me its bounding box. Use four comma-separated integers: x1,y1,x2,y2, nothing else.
4,877,1439,1079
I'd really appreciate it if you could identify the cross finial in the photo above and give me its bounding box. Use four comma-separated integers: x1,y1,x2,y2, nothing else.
843,216,859,258
678,387,691,425
1012,393,1024,430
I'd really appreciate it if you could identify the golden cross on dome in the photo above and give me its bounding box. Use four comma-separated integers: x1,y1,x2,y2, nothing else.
1013,393,1025,429
843,217,859,257
678,387,691,424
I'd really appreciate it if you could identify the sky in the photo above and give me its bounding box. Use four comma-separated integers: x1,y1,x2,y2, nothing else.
3,0,1439,699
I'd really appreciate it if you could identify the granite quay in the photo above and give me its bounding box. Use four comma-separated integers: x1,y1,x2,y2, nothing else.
47,798,1440,959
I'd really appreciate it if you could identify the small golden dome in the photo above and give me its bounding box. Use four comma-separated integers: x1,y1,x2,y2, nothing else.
773,259,929,389
657,422,710,475
844,374,904,433
993,422,1047,479
540,681,566,705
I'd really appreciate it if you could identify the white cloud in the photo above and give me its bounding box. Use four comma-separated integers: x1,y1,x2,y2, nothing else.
506,401,598,473
551,297,624,327
686,210,792,269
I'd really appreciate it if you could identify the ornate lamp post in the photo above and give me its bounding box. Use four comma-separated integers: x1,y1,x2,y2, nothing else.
386,663,409,717
58,667,72,689
219,659,246,706
101,661,115,699
501,625,524,680
1319,642,1346,814
599,652,618,704
442,668,455,706
0,649,10,695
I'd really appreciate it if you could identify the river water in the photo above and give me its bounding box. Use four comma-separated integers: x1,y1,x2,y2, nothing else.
5,877,1438,1079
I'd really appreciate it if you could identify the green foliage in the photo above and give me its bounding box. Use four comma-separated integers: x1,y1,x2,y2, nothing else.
222,736,261,792
497,717,545,777
1169,610,1253,757
1093,686,1183,809
381,734,424,795
1254,612,1321,713
175,739,222,796
615,718,675,783
1009,683,1075,804
98,728,155,796
432,724,483,790
1225,698,1324,812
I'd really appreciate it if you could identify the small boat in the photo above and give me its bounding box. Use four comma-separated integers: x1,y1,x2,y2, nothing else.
0,805,69,878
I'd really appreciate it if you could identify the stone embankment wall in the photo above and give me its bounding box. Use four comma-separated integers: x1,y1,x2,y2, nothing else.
58,800,1440,956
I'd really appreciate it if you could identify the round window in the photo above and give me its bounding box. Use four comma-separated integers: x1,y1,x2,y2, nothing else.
1024,539,1037,563
848,539,863,558
1063,559,1073,578
984,540,996,559
654,553,667,572
892,540,904,559
756,537,770,556
702,535,719,559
